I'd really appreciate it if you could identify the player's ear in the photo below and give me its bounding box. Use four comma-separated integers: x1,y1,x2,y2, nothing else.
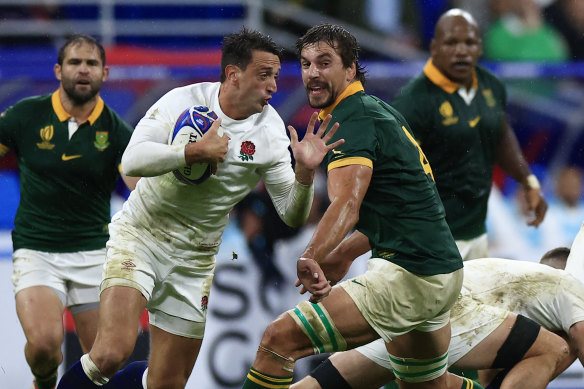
102,65,110,82
54,64,62,81
225,64,240,84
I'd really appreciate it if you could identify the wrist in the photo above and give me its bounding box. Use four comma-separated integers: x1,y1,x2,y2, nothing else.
522,174,541,191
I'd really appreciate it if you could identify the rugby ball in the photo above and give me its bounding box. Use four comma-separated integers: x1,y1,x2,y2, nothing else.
169,105,219,185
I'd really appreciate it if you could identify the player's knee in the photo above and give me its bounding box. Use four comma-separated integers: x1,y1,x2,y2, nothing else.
261,315,298,355
26,334,62,366
91,347,133,376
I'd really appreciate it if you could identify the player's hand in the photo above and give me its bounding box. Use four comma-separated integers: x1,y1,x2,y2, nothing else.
524,187,547,227
319,251,353,286
289,113,344,171
185,118,229,172
296,257,331,303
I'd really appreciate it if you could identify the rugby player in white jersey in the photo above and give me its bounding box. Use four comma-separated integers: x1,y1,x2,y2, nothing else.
57,27,344,389
292,235,584,389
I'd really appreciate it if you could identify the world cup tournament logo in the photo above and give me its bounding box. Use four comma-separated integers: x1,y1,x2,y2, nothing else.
201,295,208,311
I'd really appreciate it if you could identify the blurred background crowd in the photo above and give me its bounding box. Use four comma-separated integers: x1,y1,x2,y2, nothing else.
1,0,582,269
0,1,583,387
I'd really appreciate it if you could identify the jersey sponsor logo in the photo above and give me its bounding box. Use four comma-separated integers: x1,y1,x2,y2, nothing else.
482,89,496,107
94,131,110,151
238,140,255,161
439,101,459,126
201,295,209,311
469,116,481,128
378,250,396,259
36,125,56,150
331,149,344,156
61,153,82,161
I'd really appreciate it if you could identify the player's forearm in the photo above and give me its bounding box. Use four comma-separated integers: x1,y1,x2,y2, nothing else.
302,196,360,263
122,141,185,177
294,162,316,186
495,119,532,185
266,178,314,228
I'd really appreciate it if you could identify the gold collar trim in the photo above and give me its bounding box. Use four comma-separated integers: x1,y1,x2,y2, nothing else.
318,81,365,121
423,59,477,94
51,90,104,125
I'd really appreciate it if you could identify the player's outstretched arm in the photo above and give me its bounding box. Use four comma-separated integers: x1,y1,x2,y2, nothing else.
298,164,372,302
289,112,344,185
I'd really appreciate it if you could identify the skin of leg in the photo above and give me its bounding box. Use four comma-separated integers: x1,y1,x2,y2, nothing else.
146,325,204,389
15,286,65,378
89,286,147,377
385,322,452,389
253,285,379,376
497,326,570,388
72,308,99,354
456,313,570,389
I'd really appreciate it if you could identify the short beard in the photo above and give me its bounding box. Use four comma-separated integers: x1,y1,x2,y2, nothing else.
307,92,335,109
62,83,100,106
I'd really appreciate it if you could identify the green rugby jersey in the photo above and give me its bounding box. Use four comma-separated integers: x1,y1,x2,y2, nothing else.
321,82,462,275
0,90,133,252
392,60,507,240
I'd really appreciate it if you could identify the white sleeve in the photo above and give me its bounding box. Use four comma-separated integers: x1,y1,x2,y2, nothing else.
265,176,314,228
121,107,186,177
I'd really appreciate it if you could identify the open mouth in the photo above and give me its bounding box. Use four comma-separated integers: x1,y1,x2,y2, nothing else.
452,61,471,71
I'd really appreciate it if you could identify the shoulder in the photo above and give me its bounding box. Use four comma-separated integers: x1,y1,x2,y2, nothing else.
159,82,219,108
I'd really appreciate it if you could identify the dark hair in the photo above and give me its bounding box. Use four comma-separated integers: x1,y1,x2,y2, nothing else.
296,23,366,84
539,247,571,269
58,34,106,66
220,27,281,83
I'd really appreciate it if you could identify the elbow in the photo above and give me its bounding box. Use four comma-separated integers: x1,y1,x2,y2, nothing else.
121,150,141,177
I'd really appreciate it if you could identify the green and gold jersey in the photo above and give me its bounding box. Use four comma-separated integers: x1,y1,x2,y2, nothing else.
321,82,462,275
392,61,507,240
0,91,133,252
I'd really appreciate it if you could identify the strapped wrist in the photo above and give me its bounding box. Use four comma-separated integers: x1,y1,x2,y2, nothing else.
524,174,541,190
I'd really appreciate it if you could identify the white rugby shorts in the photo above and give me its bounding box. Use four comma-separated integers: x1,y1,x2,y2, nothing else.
12,248,104,307
102,215,215,339
455,233,489,261
340,257,463,342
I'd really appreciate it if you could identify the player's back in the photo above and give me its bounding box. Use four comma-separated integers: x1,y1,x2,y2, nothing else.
464,258,584,333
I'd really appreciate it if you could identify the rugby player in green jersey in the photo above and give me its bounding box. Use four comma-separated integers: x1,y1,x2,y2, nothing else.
391,9,547,260
241,24,477,389
0,34,138,389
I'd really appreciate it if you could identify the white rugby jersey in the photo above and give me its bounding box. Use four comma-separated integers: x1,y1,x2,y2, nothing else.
566,222,584,285
464,258,584,334
118,82,294,254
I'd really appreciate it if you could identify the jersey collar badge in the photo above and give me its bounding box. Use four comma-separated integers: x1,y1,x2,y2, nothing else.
94,131,110,151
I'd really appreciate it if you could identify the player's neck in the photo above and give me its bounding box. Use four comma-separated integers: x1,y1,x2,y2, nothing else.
58,87,99,124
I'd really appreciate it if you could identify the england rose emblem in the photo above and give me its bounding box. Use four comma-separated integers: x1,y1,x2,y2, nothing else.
239,141,255,161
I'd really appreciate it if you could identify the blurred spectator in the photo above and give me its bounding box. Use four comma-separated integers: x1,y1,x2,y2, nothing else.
450,0,493,30
540,166,584,250
364,0,421,48
484,0,569,61
544,0,584,60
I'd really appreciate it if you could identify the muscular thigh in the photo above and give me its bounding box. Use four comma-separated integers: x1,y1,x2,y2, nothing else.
286,286,378,358
339,258,462,343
